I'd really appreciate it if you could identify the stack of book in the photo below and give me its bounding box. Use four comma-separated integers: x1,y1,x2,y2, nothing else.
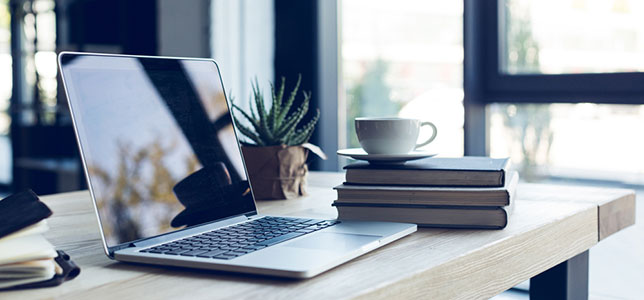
0,190,79,290
333,157,518,229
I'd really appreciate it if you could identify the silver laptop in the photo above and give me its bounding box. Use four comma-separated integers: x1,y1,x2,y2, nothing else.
58,52,416,278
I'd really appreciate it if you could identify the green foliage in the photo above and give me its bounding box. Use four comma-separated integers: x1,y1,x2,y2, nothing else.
232,75,320,146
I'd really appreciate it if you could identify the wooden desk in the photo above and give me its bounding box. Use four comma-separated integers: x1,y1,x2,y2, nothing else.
4,172,635,299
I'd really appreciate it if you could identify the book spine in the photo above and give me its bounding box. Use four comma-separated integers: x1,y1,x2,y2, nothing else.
345,171,504,187
333,202,506,210
336,208,507,229
335,192,509,206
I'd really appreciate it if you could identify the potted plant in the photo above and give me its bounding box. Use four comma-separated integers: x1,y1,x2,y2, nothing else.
232,75,326,200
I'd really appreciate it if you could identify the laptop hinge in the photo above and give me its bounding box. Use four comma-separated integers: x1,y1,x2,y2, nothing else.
107,243,131,258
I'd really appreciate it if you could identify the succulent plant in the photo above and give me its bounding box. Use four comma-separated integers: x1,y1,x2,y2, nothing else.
232,75,320,146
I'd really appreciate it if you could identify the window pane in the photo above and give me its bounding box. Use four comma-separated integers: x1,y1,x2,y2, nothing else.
502,0,644,74
0,0,10,184
490,103,644,183
341,0,463,156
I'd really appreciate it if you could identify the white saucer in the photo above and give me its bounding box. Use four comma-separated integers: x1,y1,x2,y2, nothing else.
337,148,437,164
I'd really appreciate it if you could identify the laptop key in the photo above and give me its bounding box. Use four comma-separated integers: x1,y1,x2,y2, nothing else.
242,245,266,251
293,219,313,223
180,249,210,256
214,252,239,259
164,249,190,255
302,220,324,226
196,250,229,258
212,255,234,260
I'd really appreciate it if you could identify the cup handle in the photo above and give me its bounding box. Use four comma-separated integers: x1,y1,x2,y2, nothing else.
415,122,437,149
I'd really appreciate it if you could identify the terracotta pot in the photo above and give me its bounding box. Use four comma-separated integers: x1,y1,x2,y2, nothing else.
241,145,309,200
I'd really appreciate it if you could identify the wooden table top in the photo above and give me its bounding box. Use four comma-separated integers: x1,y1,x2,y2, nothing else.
4,172,635,300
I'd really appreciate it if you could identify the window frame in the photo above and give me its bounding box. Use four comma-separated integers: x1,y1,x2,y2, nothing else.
464,0,644,155
487,0,644,104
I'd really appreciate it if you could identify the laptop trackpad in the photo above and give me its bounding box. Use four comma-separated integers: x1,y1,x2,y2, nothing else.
285,232,381,251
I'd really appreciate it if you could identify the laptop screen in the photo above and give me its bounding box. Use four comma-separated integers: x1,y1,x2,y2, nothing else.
59,53,257,247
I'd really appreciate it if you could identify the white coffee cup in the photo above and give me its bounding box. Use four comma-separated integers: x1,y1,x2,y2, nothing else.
355,117,437,155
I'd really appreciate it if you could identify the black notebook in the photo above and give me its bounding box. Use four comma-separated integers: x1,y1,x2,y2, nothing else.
0,190,52,239
344,157,510,187
0,190,80,290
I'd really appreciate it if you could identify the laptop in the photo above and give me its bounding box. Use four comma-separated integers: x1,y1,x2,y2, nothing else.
57,52,416,278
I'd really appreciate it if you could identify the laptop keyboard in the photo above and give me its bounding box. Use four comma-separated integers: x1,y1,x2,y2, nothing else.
140,216,340,260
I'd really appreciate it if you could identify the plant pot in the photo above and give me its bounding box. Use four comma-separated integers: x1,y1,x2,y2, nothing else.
241,145,309,200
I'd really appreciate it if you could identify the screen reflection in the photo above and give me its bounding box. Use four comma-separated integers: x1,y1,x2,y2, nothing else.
61,55,255,246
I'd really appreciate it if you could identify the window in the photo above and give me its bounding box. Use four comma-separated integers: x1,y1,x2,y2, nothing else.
466,0,644,184
0,0,10,185
502,0,644,75
6,0,65,192
490,103,644,182
14,0,58,125
341,0,464,157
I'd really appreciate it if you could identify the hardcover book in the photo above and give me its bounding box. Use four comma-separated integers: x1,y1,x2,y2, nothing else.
333,202,514,229
335,172,518,207
344,156,510,187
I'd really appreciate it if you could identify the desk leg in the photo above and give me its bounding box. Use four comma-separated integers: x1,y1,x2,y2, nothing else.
529,250,589,300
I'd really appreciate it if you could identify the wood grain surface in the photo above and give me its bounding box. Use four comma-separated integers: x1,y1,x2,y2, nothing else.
517,183,636,240
2,172,635,300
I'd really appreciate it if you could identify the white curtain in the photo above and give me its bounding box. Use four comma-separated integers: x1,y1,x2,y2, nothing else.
211,0,274,112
